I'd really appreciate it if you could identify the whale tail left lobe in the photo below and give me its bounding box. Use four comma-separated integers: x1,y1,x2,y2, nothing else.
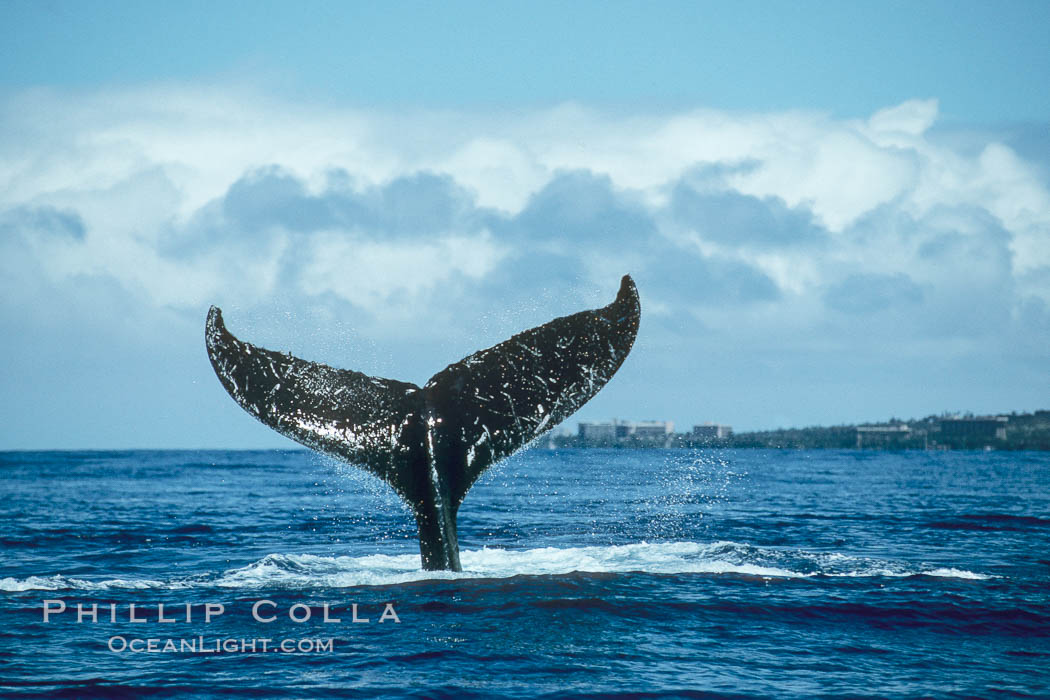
206,275,641,570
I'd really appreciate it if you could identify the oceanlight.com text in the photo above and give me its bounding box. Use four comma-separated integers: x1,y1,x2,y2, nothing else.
108,636,335,654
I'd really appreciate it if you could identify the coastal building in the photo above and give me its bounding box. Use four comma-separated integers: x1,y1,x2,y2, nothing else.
938,416,1008,442
578,421,618,443
693,423,733,441
855,423,911,449
631,421,675,441
577,420,675,446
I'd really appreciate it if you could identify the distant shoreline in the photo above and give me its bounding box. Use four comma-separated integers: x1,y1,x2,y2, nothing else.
2,410,1048,453
551,409,1050,451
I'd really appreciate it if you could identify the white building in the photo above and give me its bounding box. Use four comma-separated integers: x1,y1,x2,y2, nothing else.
578,420,675,444
631,421,675,440
578,422,618,441
693,423,733,440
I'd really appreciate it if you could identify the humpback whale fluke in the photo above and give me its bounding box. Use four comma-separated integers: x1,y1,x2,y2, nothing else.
205,275,641,571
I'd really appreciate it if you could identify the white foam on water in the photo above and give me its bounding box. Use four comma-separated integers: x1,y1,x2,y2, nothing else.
0,541,995,590
922,567,993,580
0,575,167,592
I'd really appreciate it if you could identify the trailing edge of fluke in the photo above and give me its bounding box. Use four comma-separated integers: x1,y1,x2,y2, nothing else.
205,275,641,571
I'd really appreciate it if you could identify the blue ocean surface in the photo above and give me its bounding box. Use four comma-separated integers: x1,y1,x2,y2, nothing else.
1,448,1048,698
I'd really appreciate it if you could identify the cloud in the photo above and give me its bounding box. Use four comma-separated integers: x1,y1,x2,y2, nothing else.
646,247,781,307
192,166,485,241
867,98,939,137
504,169,656,244
668,185,826,247
0,205,85,241
221,166,332,233
823,272,924,315
297,230,506,313
1,86,1048,446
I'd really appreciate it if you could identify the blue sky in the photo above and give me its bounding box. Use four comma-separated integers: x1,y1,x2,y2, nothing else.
1,1,1048,448
5,0,1050,119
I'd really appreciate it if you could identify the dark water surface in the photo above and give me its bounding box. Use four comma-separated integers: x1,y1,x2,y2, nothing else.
2,449,1048,698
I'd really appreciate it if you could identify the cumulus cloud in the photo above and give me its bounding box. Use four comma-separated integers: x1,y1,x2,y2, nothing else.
0,205,86,241
668,185,826,247
506,170,656,244
824,273,924,315
1,86,1048,446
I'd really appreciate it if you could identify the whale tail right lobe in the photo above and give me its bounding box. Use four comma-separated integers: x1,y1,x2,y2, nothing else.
423,275,641,509
206,275,641,570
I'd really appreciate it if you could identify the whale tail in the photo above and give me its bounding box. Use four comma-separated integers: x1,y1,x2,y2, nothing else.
206,275,641,570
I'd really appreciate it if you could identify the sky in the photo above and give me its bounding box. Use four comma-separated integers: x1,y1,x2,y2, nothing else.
1,1,1048,449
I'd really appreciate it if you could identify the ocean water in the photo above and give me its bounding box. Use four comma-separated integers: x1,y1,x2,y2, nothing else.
1,448,1048,698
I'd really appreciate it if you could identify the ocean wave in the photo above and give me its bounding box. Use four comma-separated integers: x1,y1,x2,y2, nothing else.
921,567,991,580
0,541,995,591
0,575,167,592
926,513,1050,531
